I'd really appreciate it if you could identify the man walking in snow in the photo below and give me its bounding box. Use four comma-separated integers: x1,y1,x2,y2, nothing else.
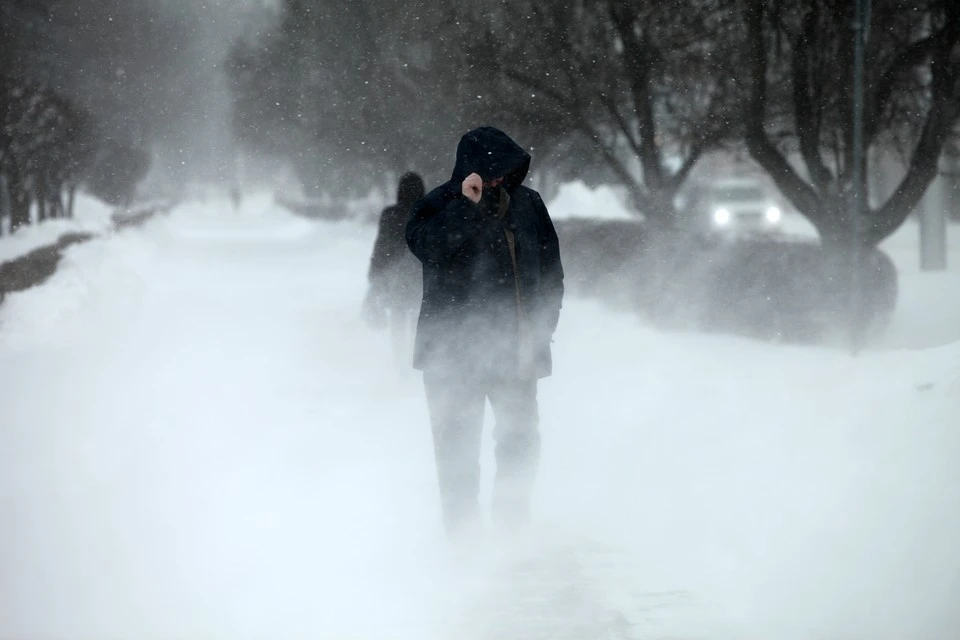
406,126,564,535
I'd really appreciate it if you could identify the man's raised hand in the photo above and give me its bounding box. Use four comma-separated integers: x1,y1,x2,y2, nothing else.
462,173,483,204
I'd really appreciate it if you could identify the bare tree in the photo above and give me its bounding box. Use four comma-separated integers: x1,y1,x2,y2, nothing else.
744,0,960,246
469,0,742,225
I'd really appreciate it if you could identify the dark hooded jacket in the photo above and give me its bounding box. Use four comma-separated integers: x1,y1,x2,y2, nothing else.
406,127,564,378
369,172,425,310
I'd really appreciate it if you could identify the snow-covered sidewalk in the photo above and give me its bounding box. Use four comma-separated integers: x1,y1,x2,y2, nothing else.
1,195,958,639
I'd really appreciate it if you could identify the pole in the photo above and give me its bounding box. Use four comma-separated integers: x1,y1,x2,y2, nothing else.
919,156,949,271
849,0,871,352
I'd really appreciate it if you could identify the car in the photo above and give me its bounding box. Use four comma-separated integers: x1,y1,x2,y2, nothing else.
681,179,784,235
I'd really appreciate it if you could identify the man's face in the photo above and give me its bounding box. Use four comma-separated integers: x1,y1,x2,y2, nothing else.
483,176,504,189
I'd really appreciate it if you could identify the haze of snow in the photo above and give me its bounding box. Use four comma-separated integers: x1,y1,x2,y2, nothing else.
0,192,958,639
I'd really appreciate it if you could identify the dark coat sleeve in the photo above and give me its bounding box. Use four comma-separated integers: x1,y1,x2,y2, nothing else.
534,192,564,335
406,187,485,264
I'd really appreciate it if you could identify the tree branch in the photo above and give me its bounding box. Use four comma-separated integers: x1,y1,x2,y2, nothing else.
575,114,655,218
599,91,643,161
793,5,833,193
868,4,960,244
669,138,707,194
743,0,822,221
501,67,571,113
607,1,663,191
867,34,943,145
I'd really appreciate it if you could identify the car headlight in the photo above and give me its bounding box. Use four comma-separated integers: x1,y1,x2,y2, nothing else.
765,206,782,223
713,208,731,225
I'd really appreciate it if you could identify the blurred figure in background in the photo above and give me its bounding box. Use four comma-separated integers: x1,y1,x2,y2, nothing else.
229,185,242,211
365,172,425,364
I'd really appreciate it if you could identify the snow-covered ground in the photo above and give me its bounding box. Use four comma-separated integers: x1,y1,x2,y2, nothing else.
0,191,958,639
0,194,117,264
880,218,960,350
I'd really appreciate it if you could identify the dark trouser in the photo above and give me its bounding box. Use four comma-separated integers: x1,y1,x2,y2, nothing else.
423,368,540,535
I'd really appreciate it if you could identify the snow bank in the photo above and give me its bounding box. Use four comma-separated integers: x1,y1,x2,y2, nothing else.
879,219,960,349
0,193,115,263
547,179,634,220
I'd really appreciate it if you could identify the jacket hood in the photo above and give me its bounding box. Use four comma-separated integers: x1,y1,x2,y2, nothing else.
451,126,531,190
397,172,425,206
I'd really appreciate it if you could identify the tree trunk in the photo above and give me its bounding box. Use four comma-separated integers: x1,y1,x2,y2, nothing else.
37,182,47,223
0,175,8,237
813,205,857,250
67,184,77,218
9,172,31,232
49,186,65,219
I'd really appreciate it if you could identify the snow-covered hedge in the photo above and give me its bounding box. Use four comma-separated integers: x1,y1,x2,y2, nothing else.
556,218,897,344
